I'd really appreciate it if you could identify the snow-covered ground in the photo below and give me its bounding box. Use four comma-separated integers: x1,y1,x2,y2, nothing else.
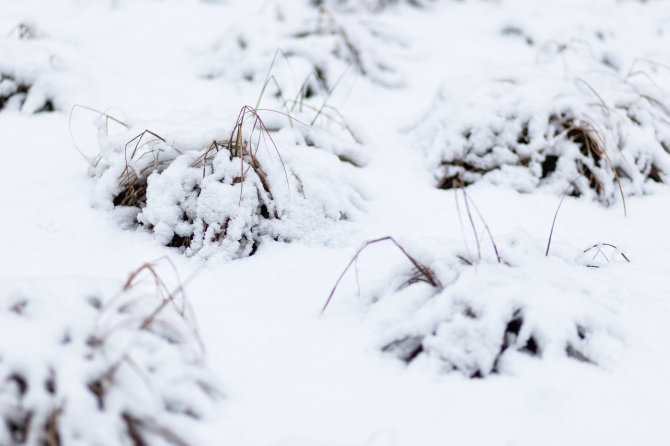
2,0,670,444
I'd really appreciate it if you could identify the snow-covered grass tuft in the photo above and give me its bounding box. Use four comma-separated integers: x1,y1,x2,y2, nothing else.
324,222,629,378
415,64,670,207
0,24,81,114
311,0,434,13
83,104,365,258
207,1,406,90
0,72,54,114
0,259,221,446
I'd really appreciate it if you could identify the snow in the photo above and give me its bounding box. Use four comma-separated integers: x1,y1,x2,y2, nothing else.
1,0,670,444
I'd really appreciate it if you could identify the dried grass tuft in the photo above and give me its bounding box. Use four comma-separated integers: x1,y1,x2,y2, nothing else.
0,260,219,445
322,236,441,313
0,73,54,113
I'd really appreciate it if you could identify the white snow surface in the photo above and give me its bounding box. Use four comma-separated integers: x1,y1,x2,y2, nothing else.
1,0,670,445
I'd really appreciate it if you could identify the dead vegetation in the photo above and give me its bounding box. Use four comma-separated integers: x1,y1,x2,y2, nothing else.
311,0,432,13
323,234,608,376
0,73,54,113
76,93,364,257
582,242,631,267
209,1,406,91
435,111,641,206
75,50,366,258
427,71,670,208
321,236,441,313
110,105,283,213
77,104,291,256
0,259,220,445
323,191,626,376
297,7,404,87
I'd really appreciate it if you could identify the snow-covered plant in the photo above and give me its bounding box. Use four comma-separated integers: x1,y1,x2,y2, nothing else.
7,22,42,40
0,25,71,114
87,105,365,258
207,1,405,89
415,68,670,206
0,71,54,114
0,260,221,445
323,233,627,378
310,0,433,13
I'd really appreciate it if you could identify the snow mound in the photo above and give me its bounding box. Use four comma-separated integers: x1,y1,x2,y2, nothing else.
89,107,365,257
0,265,221,446
0,24,84,114
327,236,627,378
311,0,433,13
207,1,406,90
415,66,670,205
0,68,54,114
